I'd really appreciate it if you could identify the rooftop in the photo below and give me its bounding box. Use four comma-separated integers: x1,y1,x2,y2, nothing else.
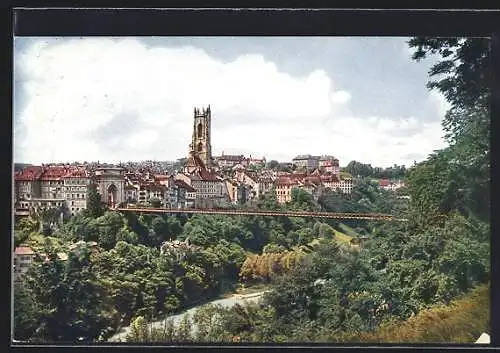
14,166,43,181
14,246,35,255
174,179,197,192
184,153,207,170
292,154,320,161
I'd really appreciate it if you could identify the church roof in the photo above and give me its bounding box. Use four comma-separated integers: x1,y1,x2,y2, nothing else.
199,169,220,182
189,169,220,182
174,179,197,192
184,153,207,170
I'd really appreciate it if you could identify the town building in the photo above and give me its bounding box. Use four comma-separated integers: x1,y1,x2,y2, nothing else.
94,167,125,208
63,167,91,216
225,179,239,204
215,153,245,169
124,184,139,204
30,165,67,213
247,155,266,167
13,246,70,282
174,179,195,208
188,169,228,208
136,184,166,206
276,176,300,203
292,154,320,171
320,173,354,194
318,155,340,175
154,174,170,186
14,166,43,211
13,246,36,282
234,169,259,199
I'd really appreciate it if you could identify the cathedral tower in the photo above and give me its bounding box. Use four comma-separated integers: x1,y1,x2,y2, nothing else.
188,105,213,169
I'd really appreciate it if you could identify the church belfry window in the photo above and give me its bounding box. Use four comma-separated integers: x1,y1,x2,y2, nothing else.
197,123,203,138
197,142,203,152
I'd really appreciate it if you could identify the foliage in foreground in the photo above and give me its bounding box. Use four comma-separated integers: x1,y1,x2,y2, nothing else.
337,283,489,343
125,282,489,344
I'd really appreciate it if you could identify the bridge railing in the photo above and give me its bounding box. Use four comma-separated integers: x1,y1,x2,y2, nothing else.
115,207,407,222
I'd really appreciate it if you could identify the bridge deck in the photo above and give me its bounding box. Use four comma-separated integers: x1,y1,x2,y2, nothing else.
116,207,407,222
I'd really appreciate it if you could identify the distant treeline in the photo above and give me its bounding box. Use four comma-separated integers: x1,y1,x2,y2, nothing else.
342,161,407,180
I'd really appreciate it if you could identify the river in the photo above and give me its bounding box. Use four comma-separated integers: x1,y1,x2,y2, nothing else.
108,291,269,342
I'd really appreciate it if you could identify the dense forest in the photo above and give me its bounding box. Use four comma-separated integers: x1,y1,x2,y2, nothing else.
13,36,490,343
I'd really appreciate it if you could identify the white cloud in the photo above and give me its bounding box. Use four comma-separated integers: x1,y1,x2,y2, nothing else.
14,37,448,167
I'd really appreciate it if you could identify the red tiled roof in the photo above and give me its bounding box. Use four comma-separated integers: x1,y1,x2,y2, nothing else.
39,166,69,180
198,169,220,182
63,168,89,178
15,166,43,181
276,177,299,186
257,177,273,183
15,246,35,255
379,179,390,187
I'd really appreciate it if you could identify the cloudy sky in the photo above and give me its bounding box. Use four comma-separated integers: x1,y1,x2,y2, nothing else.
13,37,450,168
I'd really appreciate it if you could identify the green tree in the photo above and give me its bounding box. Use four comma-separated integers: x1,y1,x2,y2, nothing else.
408,37,490,110
408,37,490,222
95,212,126,250
405,149,461,219
24,244,112,342
13,281,40,341
150,216,168,246
14,216,40,247
84,183,104,219
346,161,374,178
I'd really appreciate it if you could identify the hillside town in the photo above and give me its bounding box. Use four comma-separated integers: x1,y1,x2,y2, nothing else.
12,35,489,345
13,106,404,219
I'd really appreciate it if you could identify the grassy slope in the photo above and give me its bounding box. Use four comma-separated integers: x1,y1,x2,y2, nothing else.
305,223,355,247
338,223,360,238
337,283,490,343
